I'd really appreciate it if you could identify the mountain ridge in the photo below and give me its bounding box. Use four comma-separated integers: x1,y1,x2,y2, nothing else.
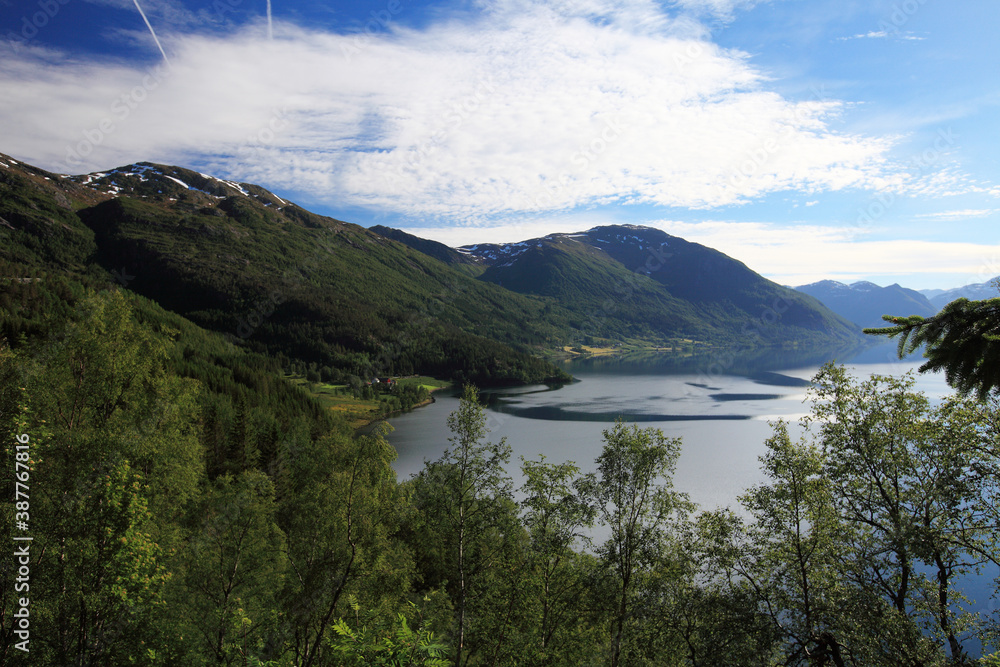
382,223,868,348
0,153,574,385
2,150,871,387
922,276,1000,308
794,279,937,329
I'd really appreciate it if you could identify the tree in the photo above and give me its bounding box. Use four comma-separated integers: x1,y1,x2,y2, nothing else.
518,456,597,666
736,421,889,666
181,470,288,666
0,290,203,665
276,422,413,667
730,365,999,665
810,365,990,663
637,509,779,666
409,385,512,667
580,421,693,667
865,296,1000,400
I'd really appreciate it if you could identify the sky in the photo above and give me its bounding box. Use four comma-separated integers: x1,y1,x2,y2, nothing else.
1,0,998,290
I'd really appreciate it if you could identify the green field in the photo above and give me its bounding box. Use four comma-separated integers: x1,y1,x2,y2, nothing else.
286,374,453,428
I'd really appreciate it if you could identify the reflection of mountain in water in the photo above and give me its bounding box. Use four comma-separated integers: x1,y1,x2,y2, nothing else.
836,342,926,365
711,393,784,402
484,402,751,422
558,342,880,377
750,371,813,388
468,343,926,425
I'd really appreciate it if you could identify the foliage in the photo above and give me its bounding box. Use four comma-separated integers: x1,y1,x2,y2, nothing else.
580,421,694,667
329,599,449,667
726,364,1000,665
407,385,515,666
865,296,1000,399
277,423,414,667
516,456,598,665
179,470,288,665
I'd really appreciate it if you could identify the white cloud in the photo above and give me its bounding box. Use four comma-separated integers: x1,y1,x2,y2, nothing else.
838,29,925,41
0,1,900,222
842,30,890,40
669,0,765,20
647,220,1000,287
915,209,997,222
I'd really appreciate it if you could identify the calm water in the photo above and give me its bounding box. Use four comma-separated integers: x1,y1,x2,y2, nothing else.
387,343,953,511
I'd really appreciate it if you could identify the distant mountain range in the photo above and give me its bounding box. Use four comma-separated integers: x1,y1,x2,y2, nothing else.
2,151,872,388
793,277,999,329
920,278,1000,308
793,280,936,329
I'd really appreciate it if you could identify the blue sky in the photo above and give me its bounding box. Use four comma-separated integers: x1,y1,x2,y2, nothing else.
2,0,998,289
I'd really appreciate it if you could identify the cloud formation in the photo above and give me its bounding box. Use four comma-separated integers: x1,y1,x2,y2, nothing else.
838,30,925,41
915,209,997,222
0,0,927,222
651,220,1000,288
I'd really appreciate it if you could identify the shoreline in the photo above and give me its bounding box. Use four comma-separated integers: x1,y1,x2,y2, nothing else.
355,384,450,433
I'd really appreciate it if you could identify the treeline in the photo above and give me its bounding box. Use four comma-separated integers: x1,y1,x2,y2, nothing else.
2,289,1000,665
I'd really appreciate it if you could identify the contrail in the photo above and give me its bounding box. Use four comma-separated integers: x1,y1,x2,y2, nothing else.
266,0,273,40
131,0,170,65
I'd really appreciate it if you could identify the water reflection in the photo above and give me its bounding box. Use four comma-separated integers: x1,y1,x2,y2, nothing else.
561,341,875,377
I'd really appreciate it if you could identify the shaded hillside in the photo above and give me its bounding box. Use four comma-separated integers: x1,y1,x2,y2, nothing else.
459,225,865,348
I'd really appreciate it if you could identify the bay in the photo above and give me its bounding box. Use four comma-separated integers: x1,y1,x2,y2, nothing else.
387,343,954,513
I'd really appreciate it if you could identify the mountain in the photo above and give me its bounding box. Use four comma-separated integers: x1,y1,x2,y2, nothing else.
2,151,869,388
922,277,1000,309
0,154,573,385
794,280,936,329
454,224,866,347
369,224,482,273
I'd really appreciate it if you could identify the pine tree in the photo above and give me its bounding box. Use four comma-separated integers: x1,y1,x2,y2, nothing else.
865,296,1000,399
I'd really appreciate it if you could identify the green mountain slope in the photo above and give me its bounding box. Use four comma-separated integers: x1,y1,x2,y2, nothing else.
2,150,865,387
369,224,483,275
467,232,722,344
457,224,865,347
0,155,571,385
